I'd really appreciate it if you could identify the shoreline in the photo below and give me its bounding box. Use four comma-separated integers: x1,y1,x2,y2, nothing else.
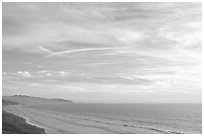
2,97,201,134
20,113,64,134
10,111,48,133
3,104,184,134
3,105,116,134
2,109,46,134
3,106,60,134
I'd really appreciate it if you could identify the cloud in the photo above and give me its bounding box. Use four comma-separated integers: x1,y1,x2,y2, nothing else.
44,47,127,58
39,46,54,54
17,71,31,78
46,73,52,77
2,3,201,103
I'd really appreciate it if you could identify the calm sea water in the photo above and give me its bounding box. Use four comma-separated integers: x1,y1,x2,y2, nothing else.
29,103,202,134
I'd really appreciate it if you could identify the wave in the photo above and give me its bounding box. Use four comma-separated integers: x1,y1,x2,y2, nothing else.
46,111,185,134
119,124,184,134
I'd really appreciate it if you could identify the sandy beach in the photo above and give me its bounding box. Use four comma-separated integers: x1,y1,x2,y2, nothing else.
2,96,147,134
4,104,158,134
3,96,201,134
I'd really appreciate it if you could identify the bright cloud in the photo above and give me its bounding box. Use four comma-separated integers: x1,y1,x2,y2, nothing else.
17,71,31,78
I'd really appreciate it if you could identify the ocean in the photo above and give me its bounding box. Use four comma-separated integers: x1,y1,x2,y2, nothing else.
29,103,202,134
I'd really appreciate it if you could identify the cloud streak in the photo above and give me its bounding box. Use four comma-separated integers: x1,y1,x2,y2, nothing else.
43,47,128,58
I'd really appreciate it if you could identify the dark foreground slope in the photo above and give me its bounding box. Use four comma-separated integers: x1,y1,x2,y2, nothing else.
2,99,46,134
2,111,46,134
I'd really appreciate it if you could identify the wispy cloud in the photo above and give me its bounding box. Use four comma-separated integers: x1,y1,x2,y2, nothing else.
44,47,127,58
2,2,201,103
39,46,54,54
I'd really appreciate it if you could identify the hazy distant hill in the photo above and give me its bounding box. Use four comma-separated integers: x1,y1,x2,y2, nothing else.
3,95,73,105
51,98,72,103
2,99,19,106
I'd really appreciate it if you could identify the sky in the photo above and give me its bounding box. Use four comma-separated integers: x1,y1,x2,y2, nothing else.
2,2,202,103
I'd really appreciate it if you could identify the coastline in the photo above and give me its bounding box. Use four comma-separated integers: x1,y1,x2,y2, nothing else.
2,109,46,134
3,104,180,134
2,99,46,134
2,97,201,134
3,105,61,134
5,109,49,133
3,105,116,134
